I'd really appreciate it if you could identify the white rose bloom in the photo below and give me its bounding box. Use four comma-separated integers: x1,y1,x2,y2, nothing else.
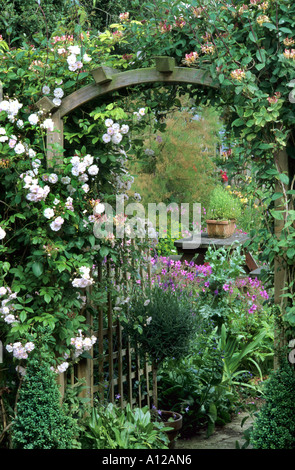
0,127,6,135
68,45,80,55
4,314,17,324
16,119,24,128
28,113,39,125
14,143,25,154
83,53,91,63
0,286,7,296
138,107,146,116
53,87,64,99
81,183,89,193
112,123,120,131
43,207,55,219
48,173,58,184
40,118,54,131
61,176,71,184
93,202,105,215
42,85,50,95
102,133,111,143
67,54,77,65
120,124,129,134
88,164,99,176
52,97,61,107
28,149,36,158
105,119,113,127
0,135,8,142
107,126,115,135
112,133,123,144
68,63,78,72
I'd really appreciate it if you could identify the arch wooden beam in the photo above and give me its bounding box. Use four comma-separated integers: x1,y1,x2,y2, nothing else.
58,66,217,119
37,58,217,167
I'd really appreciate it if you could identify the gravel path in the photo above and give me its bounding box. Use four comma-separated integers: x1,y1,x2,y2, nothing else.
175,412,254,450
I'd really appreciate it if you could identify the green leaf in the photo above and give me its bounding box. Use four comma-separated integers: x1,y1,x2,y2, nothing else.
278,173,289,185
32,261,44,277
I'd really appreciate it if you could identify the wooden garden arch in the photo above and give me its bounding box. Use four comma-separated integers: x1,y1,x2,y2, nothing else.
35,56,287,400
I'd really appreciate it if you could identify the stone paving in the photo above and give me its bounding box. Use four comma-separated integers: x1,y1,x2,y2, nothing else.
175,412,254,450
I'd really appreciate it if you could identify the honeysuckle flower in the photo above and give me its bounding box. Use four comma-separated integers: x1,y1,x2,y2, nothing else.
230,69,246,80
182,51,199,66
257,15,270,26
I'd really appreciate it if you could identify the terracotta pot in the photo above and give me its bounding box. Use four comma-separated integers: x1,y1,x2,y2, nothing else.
160,410,183,449
206,219,236,238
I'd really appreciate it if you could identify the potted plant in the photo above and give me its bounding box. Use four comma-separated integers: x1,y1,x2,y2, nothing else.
206,185,242,238
123,285,198,447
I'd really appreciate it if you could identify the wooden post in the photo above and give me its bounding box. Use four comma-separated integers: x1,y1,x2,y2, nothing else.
97,263,105,401
46,110,64,168
274,149,289,368
107,260,114,403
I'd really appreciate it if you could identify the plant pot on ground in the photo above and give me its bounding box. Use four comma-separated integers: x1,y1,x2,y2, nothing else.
152,409,183,449
206,186,241,238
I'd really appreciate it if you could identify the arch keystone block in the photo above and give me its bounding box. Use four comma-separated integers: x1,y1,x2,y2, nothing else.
154,56,176,73
91,66,119,84
36,96,57,114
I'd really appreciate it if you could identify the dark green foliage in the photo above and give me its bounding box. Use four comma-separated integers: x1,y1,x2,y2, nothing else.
250,358,295,449
11,348,78,449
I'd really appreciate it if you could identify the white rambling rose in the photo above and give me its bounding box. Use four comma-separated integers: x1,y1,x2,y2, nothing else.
28,113,39,125
42,85,50,95
43,208,55,219
112,133,123,144
102,133,111,143
88,164,99,176
14,143,25,154
93,202,105,215
52,97,61,107
0,227,7,240
53,87,64,98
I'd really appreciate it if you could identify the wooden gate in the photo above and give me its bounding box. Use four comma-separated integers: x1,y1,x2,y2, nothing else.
59,248,156,409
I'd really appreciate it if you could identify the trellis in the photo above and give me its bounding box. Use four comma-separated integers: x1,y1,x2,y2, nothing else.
36,56,287,403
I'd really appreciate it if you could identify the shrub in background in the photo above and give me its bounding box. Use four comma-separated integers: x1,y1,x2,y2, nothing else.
250,358,295,449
